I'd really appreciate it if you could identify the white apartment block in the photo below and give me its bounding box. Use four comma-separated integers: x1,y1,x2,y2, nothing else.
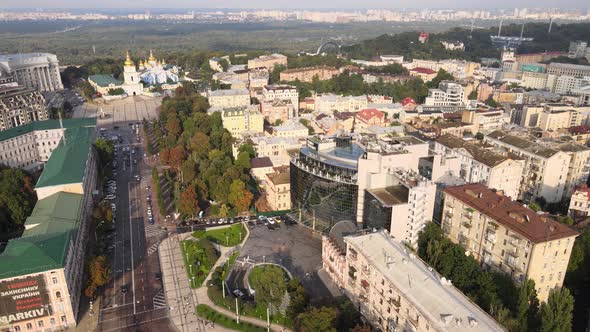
262,85,299,112
0,53,64,92
207,89,251,109
270,120,308,137
312,93,368,114
547,63,590,77
321,230,504,332
568,185,590,217
485,131,571,203
553,75,590,95
424,81,465,107
442,184,579,302
433,134,524,200
245,135,304,166
461,109,505,134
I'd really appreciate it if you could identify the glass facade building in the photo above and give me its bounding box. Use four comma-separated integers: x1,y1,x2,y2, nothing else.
290,137,362,233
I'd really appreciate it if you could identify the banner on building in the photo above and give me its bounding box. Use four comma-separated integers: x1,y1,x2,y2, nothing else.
0,275,51,325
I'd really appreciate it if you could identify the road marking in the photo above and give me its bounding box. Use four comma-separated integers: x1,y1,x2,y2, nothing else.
128,182,137,315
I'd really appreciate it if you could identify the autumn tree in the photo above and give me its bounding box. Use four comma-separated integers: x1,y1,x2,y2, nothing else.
228,179,253,213
169,145,186,170
165,113,181,139
189,132,211,160
179,185,200,218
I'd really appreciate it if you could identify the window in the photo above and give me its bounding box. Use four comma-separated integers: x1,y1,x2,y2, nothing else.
50,318,55,325
14,326,21,332
38,320,44,328
52,277,58,284
26,323,32,330
56,291,61,299
61,316,66,323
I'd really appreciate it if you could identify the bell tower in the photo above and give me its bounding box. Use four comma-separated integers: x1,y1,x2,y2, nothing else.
123,51,140,84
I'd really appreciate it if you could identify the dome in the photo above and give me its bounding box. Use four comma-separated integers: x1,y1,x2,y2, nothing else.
124,51,134,67
148,50,156,62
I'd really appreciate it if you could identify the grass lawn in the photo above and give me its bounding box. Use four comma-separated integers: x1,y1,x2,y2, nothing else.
196,304,267,332
181,238,219,288
193,223,246,247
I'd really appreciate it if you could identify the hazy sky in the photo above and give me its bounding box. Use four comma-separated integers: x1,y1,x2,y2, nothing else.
2,0,589,9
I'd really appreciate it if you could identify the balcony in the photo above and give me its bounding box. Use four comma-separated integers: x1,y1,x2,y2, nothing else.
507,248,519,258
462,221,472,229
485,232,496,244
388,297,401,308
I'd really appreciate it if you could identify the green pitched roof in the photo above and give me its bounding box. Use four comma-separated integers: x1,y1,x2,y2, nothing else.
88,74,123,87
0,192,83,278
35,126,94,189
0,118,96,142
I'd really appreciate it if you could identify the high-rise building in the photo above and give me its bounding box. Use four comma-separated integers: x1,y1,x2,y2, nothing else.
568,40,588,59
0,53,63,92
424,81,465,107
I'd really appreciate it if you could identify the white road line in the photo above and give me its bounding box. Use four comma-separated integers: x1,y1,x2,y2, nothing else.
128,182,137,315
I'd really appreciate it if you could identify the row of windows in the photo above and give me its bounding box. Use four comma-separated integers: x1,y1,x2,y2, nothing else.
12,315,67,331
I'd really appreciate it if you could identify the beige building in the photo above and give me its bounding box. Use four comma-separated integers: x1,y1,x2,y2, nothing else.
442,184,579,302
266,171,291,211
260,99,296,124
538,110,576,131
461,109,505,134
546,62,590,77
208,89,251,109
279,66,338,83
313,94,368,114
322,229,505,332
433,134,524,200
220,106,264,137
270,120,308,138
247,53,288,70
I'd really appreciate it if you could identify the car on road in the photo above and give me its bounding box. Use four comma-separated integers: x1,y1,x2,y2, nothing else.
155,272,162,281
105,195,116,200
121,285,129,294
247,221,255,228
232,289,245,298
268,218,276,225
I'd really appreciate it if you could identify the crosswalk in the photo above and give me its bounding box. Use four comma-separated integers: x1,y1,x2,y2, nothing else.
144,224,165,239
153,289,167,309
147,243,159,256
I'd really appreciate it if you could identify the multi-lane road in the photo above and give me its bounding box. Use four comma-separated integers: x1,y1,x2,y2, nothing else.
97,122,173,332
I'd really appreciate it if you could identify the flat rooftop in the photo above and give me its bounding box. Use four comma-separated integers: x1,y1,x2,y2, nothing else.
345,231,505,332
367,185,409,207
300,143,365,170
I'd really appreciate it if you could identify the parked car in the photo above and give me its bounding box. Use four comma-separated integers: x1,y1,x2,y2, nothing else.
105,195,116,200
121,285,129,294
233,289,245,298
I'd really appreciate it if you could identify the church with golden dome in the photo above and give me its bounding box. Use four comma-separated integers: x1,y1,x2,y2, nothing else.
137,50,180,86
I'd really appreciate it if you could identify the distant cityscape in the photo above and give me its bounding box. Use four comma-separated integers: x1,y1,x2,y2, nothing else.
1,7,590,23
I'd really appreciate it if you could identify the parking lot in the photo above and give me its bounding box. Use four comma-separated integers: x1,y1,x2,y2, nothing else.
72,95,162,124
227,217,332,301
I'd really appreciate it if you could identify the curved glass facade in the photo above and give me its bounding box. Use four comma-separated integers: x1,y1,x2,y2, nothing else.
290,160,358,234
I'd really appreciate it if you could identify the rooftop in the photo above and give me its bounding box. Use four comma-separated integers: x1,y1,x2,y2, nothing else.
367,185,409,207
436,134,510,167
345,231,505,332
35,126,94,189
0,118,96,142
281,66,337,74
411,67,437,75
444,183,579,243
88,74,123,87
267,171,290,186
208,88,249,97
250,156,273,169
486,131,560,159
0,192,83,279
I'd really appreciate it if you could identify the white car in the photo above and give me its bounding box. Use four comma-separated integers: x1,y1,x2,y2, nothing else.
147,210,152,216
105,195,116,200
268,218,276,225
233,289,244,298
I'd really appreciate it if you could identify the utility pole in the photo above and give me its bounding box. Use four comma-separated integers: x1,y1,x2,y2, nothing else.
235,298,240,324
267,306,270,332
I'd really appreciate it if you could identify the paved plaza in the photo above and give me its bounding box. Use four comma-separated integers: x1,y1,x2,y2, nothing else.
72,96,162,126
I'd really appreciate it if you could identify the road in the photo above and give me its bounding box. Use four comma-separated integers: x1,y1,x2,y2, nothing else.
97,121,173,332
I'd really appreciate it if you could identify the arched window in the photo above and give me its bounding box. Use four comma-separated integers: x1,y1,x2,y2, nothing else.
56,291,61,299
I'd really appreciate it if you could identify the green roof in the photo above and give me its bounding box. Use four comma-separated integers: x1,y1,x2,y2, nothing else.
0,192,83,278
0,118,96,142
88,74,123,87
35,126,94,189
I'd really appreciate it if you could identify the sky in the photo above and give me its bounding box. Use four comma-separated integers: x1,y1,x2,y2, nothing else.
2,0,589,9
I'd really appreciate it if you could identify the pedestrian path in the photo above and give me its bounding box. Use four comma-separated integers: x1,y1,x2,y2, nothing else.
145,224,165,238
153,289,167,309
147,242,159,256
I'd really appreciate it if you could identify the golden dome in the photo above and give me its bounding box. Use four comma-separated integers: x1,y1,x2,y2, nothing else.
148,50,156,61
162,59,167,65
124,50,134,67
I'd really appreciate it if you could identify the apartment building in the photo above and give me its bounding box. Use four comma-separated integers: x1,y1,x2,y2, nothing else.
424,81,465,107
270,120,308,137
322,229,505,332
0,126,97,331
247,53,288,70
546,63,590,77
569,40,588,59
355,108,386,131
279,66,338,83
461,109,505,134
262,85,299,112
433,134,524,199
0,84,47,131
245,135,304,166
442,184,579,301
553,75,590,95
311,94,368,113
568,184,590,217
0,118,96,171
220,106,264,138
207,89,250,109
537,109,576,131
266,170,291,211
0,53,64,92
408,67,437,82
260,99,296,124
363,168,436,248
485,130,571,203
